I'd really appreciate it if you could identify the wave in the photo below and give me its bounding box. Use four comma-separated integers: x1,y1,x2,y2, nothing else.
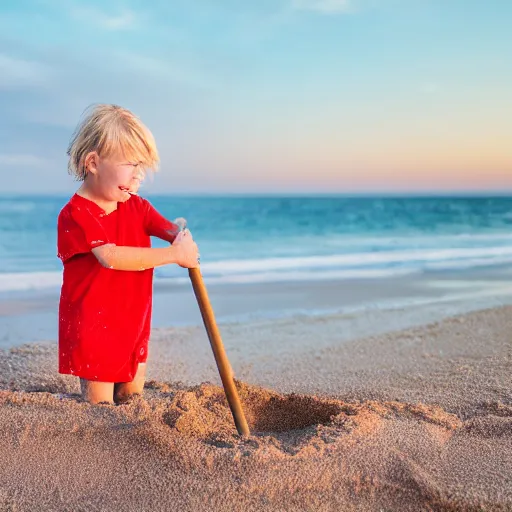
3,244,512,293
0,271,63,292
157,246,512,277
0,268,419,293
323,233,512,247
2,252,512,292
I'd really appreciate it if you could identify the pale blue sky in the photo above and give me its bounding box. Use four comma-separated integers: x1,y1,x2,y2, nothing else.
1,0,510,194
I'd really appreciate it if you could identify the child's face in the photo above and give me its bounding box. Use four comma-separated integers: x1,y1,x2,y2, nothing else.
87,152,145,201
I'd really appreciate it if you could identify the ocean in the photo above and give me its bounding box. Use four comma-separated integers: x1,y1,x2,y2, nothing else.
1,194,512,293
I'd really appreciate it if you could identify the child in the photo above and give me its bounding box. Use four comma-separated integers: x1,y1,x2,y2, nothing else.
57,104,199,405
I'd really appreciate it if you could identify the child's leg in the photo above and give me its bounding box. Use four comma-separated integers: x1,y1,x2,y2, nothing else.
80,379,115,404
114,363,146,404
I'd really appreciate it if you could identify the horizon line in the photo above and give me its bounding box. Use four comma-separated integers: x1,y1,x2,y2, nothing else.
2,190,512,198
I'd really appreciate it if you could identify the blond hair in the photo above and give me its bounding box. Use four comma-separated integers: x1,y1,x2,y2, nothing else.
67,104,159,181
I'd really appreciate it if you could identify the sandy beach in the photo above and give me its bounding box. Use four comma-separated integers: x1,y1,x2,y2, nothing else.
1,291,511,511
2,0,512,505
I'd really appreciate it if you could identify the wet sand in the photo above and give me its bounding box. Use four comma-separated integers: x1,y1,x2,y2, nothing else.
1,306,511,511
3,264,512,348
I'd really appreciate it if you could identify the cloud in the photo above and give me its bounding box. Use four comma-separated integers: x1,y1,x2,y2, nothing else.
291,0,351,13
0,43,216,139
69,4,137,30
0,54,51,89
0,154,50,166
115,52,216,89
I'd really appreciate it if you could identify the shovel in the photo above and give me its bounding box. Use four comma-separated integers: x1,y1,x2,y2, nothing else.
175,220,250,436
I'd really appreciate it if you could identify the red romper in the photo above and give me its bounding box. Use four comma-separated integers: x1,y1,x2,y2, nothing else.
57,193,179,382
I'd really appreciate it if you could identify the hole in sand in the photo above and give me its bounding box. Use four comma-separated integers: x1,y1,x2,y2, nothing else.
162,382,348,444
245,394,343,433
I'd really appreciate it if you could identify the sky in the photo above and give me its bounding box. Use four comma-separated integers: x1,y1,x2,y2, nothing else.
0,0,511,194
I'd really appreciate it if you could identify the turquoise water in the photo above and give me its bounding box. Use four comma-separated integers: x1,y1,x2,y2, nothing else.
1,194,512,291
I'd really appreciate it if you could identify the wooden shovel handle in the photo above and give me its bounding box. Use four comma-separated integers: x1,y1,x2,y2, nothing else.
188,267,250,436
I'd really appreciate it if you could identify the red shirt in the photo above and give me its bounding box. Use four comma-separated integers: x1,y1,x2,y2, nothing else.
57,193,179,382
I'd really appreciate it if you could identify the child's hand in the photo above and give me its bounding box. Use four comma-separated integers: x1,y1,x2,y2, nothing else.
172,229,199,268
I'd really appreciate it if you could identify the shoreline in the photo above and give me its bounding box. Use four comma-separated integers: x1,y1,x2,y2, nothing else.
1,264,512,350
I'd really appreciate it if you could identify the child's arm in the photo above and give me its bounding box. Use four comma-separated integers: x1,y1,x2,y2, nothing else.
143,198,181,243
92,231,198,271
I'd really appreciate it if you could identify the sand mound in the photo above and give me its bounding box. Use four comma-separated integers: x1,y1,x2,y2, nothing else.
0,378,462,461
1,380,510,510
159,380,365,455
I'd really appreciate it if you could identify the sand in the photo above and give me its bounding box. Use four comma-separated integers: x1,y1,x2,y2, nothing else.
1,306,511,511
